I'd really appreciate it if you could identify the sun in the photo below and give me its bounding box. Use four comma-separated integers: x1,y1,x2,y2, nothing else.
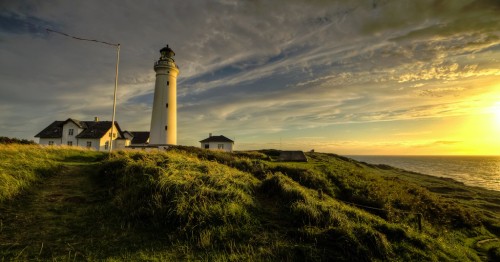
492,102,500,128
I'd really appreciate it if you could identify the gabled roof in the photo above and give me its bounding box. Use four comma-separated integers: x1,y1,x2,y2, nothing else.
76,121,110,139
122,131,133,137
130,131,150,144
35,119,124,139
199,135,234,143
35,121,64,138
63,118,87,129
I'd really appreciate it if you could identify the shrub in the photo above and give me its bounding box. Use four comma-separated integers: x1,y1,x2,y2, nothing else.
0,136,36,145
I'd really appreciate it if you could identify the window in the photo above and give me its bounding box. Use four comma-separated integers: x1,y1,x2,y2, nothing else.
68,129,74,135
109,133,116,138
218,144,224,149
48,141,54,146
167,81,169,86
104,141,109,150
86,141,92,148
67,141,72,146
204,144,209,149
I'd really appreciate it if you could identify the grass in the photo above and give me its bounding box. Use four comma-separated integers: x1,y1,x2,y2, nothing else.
0,144,104,202
0,144,499,261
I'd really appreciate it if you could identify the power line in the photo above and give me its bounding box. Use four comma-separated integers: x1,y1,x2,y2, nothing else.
46,28,120,153
46,28,119,47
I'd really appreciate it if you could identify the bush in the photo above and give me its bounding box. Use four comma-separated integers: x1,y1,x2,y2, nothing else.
0,136,36,145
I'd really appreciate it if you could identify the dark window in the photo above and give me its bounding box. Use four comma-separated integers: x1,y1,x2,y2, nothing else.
204,144,209,149
104,141,109,150
67,141,72,146
86,141,92,148
166,103,168,108
165,126,168,130
167,81,169,86
68,129,74,135
218,144,224,149
48,141,54,146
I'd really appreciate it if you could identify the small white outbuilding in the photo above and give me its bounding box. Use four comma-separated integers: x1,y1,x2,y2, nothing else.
199,134,234,152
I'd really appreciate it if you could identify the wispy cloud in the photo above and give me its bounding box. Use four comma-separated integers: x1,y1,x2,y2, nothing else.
1,0,499,154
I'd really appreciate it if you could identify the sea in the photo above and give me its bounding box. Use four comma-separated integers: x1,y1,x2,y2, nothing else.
347,155,500,192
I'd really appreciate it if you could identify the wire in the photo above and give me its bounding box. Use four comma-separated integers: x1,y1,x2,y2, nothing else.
46,28,119,47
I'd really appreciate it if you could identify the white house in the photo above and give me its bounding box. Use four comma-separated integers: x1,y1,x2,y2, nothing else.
35,118,129,151
199,134,234,152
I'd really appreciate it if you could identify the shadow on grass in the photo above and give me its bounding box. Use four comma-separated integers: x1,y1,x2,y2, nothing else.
0,164,179,260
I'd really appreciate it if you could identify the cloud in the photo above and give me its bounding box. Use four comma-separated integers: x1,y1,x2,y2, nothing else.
1,0,499,154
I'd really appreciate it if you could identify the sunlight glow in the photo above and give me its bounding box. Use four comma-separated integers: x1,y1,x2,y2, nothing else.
487,101,500,132
494,102,500,126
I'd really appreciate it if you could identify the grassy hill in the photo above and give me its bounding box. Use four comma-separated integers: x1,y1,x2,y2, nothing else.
0,144,499,261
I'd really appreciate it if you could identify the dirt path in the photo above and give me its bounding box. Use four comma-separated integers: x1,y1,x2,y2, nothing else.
0,162,109,260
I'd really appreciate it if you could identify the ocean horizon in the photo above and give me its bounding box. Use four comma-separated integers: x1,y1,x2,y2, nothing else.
347,155,500,192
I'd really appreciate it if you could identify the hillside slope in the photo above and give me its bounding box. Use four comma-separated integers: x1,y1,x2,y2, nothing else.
0,145,499,261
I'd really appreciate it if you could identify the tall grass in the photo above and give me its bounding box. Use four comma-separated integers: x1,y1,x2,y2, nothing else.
2,145,496,260
98,148,492,261
100,150,260,249
0,144,104,202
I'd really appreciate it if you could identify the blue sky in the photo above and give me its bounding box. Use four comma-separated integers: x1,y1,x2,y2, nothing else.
1,0,499,154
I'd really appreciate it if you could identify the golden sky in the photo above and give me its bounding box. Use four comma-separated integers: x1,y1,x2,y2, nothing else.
1,0,499,155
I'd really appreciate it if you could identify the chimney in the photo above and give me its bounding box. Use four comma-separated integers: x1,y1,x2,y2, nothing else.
209,133,212,137
94,116,99,122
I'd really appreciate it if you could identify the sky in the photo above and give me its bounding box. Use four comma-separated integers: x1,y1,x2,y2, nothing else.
1,0,499,155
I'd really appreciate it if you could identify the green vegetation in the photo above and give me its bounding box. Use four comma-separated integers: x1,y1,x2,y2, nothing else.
0,145,499,261
0,136,36,145
0,144,104,202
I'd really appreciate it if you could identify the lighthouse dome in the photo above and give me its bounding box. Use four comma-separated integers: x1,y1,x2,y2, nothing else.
160,45,175,59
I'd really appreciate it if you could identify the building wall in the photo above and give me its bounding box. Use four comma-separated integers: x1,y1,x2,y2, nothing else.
99,123,123,151
114,139,129,149
39,138,62,146
102,125,114,151
62,121,83,146
166,70,178,145
130,142,148,146
38,122,129,151
201,142,233,152
150,59,179,145
77,138,100,151
123,132,134,141
71,123,123,151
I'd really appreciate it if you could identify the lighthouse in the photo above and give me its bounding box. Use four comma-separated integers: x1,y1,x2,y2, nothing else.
149,45,179,145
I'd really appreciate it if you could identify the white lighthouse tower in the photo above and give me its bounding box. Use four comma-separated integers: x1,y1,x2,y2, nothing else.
149,45,179,145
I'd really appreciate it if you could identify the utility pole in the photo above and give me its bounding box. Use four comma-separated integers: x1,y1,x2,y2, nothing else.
109,44,120,152
46,29,120,153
